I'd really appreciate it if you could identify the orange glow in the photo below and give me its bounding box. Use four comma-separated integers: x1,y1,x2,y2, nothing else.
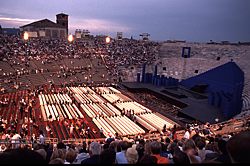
23,32,29,40
105,36,111,43
68,34,73,42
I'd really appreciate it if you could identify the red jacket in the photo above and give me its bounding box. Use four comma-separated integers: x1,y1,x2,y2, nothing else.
152,154,169,164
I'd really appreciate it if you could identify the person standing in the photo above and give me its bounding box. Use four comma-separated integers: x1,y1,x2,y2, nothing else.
116,141,129,164
70,124,74,138
28,102,33,119
11,131,21,149
19,105,24,119
99,128,103,137
86,127,91,138
184,127,191,140
39,130,45,145
162,124,167,133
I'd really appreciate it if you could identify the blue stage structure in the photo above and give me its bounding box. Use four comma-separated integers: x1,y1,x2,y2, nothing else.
136,73,140,83
141,63,146,83
138,64,179,87
180,62,244,119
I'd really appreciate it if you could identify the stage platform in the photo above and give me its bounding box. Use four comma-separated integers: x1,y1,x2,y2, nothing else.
120,82,226,124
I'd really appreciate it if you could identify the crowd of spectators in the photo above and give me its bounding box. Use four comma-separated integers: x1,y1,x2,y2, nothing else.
0,34,159,92
0,88,41,149
0,127,249,164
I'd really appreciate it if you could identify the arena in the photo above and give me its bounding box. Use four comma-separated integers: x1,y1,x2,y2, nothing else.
0,31,250,164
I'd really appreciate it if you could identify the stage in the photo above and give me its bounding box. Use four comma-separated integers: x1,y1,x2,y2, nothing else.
121,82,226,124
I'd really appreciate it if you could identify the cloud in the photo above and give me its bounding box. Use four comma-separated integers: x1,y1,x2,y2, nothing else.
69,18,133,34
0,17,35,22
0,16,36,27
0,15,133,36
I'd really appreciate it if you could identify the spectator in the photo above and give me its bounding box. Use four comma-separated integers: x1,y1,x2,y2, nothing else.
19,104,24,119
214,139,231,163
195,137,208,161
81,142,101,164
191,128,201,142
50,148,66,161
57,142,66,150
0,148,46,164
168,142,178,157
139,154,157,164
100,148,116,164
49,158,64,164
99,128,103,136
126,147,138,164
45,143,53,163
73,142,90,164
0,144,7,152
69,124,74,138
115,141,129,164
165,137,171,146
172,130,178,140
144,141,152,155
160,142,170,159
135,143,144,162
11,131,21,149
109,141,119,152
173,147,190,164
39,130,45,145
182,139,201,163
35,148,47,161
204,142,220,161
48,115,53,122
28,102,33,118
64,148,77,164
226,130,250,163
162,124,167,132
150,141,169,164
177,140,183,151
103,143,110,150
183,127,191,140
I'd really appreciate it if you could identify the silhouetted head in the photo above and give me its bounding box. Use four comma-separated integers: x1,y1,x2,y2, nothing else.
0,148,46,164
226,131,250,163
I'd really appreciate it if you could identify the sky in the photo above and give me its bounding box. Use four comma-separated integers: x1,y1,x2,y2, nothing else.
0,0,250,42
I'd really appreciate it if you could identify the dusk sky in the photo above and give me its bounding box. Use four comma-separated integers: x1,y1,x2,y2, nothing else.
0,0,249,42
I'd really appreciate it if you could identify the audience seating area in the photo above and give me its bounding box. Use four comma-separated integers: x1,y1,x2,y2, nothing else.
3,84,248,148
101,93,132,103
3,86,174,141
58,86,175,138
93,116,145,137
115,101,152,114
135,112,174,132
39,93,84,121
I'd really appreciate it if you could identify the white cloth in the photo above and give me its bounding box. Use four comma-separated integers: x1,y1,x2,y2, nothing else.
11,134,21,142
183,131,190,139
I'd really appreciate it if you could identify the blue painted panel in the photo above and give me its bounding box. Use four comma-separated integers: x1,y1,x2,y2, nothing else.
180,62,244,119
136,73,140,83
